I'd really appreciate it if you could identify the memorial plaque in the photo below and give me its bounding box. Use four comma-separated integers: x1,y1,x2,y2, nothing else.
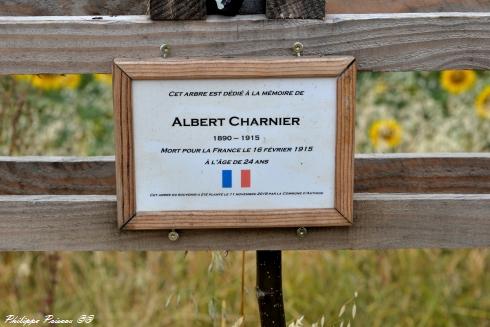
113,57,356,230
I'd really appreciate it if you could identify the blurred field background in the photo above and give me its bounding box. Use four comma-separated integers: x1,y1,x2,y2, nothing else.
0,71,489,326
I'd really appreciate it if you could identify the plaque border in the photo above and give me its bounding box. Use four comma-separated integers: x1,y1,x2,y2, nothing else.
113,57,356,230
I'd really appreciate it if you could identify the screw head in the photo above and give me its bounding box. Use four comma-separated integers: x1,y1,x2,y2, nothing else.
160,43,171,58
296,227,307,238
292,42,304,56
168,230,179,241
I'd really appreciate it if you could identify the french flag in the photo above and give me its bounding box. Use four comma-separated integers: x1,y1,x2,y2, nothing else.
222,169,251,188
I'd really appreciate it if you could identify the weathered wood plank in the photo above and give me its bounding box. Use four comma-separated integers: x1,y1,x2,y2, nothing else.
328,0,490,14
1,0,488,16
149,0,206,20
0,0,148,16
1,13,490,73
354,153,490,194
0,156,115,195
0,193,488,250
1,154,489,195
266,0,325,19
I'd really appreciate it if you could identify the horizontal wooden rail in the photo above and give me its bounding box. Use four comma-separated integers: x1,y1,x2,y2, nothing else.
0,156,115,195
329,1,490,14
1,0,487,16
1,154,489,195
1,13,490,73
354,153,490,194
0,0,148,16
0,193,488,250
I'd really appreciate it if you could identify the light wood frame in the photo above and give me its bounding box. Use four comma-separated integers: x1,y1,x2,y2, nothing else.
113,57,356,230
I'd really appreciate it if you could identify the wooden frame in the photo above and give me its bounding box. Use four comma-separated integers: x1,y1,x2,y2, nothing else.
113,57,356,230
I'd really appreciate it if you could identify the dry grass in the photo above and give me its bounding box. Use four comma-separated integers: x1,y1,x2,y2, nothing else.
0,250,489,326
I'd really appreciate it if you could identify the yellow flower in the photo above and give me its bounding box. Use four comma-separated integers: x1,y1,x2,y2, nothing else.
28,74,81,91
374,81,387,95
441,70,476,94
14,75,33,83
369,119,402,149
95,74,112,85
475,86,490,120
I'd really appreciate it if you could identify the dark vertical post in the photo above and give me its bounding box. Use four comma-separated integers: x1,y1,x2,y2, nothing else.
149,0,207,20
256,250,286,327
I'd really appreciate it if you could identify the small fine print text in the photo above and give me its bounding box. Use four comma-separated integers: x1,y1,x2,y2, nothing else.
5,314,95,326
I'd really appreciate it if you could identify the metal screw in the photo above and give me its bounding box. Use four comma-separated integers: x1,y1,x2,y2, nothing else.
296,227,307,238
168,229,179,241
292,42,304,57
160,43,171,58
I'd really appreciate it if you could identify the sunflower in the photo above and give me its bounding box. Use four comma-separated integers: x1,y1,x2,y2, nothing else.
440,70,476,94
26,74,81,91
369,119,402,149
374,81,388,95
475,86,490,120
94,74,112,85
14,75,33,83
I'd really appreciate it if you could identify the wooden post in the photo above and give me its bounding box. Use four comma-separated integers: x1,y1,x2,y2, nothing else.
256,250,286,327
266,0,326,19
149,0,207,20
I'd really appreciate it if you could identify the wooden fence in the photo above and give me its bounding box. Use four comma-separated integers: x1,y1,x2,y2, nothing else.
0,0,489,251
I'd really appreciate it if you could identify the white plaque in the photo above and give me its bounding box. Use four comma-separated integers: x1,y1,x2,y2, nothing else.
132,78,337,212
